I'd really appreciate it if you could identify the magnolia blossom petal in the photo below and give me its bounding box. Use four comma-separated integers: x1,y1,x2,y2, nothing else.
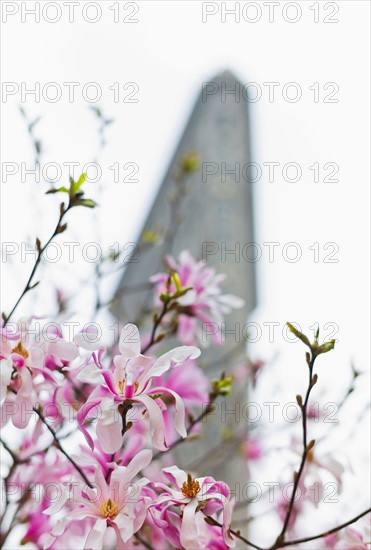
85,518,107,550
134,393,167,450
114,513,137,543
222,498,236,548
77,399,103,450
122,448,153,482
150,386,186,438
74,325,102,351
29,346,44,369
96,403,122,454
119,324,141,357
47,339,79,362
180,498,202,550
149,346,201,378
76,362,104,385
43,486,72,515
217,294,245,310
0,358,12,402
13,367,34,429
162,465,188,489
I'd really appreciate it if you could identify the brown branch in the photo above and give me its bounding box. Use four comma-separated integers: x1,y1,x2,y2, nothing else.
204,515,264,550
4,203,71,326
34,408,93,488
274,353,317,546
141,299,171,355
277,507,371,548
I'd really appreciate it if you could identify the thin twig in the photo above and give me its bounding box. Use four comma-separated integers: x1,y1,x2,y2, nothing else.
4,203,71,326
141,299,170,355
34,408,93,488
275,353,317,545
204,515,264,550
277,507,371,548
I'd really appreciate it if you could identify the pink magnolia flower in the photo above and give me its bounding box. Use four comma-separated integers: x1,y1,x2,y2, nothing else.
150,250,244,345
286,437,345,508
324,515,371,549
277,497,302,533
0,318,78,371
233,358,265,388
75,422,147,481
140,490,183,549
153,466,235,549
77,324,200,453
243,438,263,461
0,318,78,428
156,358,209,409
44,449,153,550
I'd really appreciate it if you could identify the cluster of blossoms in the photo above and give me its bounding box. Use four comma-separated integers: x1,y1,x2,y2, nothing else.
0,319,235,549
150,250,244,345
0,251,243,549
1,250,370,550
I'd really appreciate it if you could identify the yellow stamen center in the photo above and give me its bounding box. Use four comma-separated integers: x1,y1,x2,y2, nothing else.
11,342,29,359
118,379,139,395
181,473,201,499
99,498,119,519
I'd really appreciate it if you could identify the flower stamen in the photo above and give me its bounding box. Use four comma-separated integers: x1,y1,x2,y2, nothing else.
181,473,201,499
118,379,139,396
99,498,119,519
11,342,29,359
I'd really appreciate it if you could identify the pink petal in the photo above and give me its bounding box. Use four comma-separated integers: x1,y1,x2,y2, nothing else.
13,367,34,429
162,466,187,489
122,449,153,481
96,407,122,454
180,498,201,549
149,346,201,378
74,325,102,351
119,324,141,357
85,518,107,550
222,498,236,547
77,398,102,450
47,340,79,361
149,386,186,438
133,394,167,451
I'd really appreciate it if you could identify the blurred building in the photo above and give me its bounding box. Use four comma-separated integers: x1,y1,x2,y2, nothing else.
112,71,256,525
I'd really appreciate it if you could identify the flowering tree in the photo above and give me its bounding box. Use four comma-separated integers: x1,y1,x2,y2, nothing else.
1,162,370,550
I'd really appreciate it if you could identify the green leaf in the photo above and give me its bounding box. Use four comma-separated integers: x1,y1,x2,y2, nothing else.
46,186,69,195
171,272,182,293
70,173,87,196
75,198,97,209
287,322,311,348
173,286,193,299
316,339,336,356
211,376,233,396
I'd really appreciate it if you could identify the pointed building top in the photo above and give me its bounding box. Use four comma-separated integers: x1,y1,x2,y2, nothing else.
210,69,241,83
112,69,256,333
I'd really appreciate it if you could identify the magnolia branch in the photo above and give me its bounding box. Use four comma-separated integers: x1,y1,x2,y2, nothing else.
274,352,317,545
34,408,93,488
278,507,371,547
205,507,371,550
141,298,171,355
3,202,70,326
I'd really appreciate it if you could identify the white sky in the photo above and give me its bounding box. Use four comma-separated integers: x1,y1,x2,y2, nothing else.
1,0,370,545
